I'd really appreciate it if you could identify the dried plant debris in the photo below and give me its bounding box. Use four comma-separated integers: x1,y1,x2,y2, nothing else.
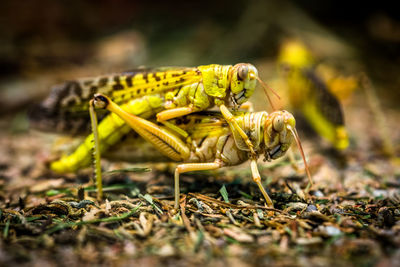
1,101,400,266
1,134,400,267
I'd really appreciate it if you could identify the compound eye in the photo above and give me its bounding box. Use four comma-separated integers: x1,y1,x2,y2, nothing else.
237,65,249,80
273,115,284,132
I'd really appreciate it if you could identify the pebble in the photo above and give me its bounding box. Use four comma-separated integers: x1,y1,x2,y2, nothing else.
286,202,308,211
321,225,342,236
313,190,324,197
306,204,318,212
373,189,388,198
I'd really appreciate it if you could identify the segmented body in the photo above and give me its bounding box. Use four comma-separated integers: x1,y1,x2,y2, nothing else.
30,64,258,172
113,110,295,166
168,112,247,165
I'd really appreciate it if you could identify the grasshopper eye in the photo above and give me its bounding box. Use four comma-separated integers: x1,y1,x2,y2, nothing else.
273,115,284,132
237,65,249,80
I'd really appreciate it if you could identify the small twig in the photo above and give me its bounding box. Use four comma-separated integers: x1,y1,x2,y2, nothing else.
180,195,194,233
188,193,287,214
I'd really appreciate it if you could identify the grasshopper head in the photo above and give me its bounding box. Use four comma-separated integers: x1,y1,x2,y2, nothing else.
263,110,313,187
263,110,296,161
278,40,314,73
229,63,258,106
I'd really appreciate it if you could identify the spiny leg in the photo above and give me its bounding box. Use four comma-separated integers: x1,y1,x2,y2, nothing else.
93,94,190,162
89,99,103,201
220,104,256,156
93,94,223,210
174,162,222,209
250,159,274,207
51,95,165,173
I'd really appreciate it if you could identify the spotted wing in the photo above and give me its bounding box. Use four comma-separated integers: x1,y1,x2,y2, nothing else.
29,67,201,134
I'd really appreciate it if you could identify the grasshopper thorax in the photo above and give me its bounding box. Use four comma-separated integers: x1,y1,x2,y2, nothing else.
229,63,258,106
263,110,296,161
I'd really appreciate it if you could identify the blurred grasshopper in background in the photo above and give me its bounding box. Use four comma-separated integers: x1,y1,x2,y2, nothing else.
90,94,312,208
278,40,358,150
30,63,278,173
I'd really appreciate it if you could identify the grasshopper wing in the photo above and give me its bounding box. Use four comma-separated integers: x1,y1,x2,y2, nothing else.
29,67,201,135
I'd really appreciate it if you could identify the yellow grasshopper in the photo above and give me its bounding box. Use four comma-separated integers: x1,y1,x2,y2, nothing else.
278,40,353,150
30,64,277,173
90,93,312,209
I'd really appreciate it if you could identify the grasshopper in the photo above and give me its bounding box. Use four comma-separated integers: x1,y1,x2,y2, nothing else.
278,40,350,150
90,93,312,209
30,64,277,173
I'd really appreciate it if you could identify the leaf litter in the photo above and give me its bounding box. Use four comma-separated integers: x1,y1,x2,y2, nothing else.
0,103,400,267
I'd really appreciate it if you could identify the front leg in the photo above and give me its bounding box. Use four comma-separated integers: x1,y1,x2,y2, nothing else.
250,159,274,207
219,104,256,156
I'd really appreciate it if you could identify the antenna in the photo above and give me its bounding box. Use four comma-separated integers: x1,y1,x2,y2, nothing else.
287,125,313,191
256,76,281,111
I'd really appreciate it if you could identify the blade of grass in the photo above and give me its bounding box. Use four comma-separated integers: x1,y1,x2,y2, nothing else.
194,230,204,253
3,219,10,239
46,189,72,197
140,194,163,215
105,167,151,174
84,183,139,193
238,190,253,200
219,185,230,203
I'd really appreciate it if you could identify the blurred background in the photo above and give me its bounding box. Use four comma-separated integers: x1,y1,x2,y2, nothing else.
0,0,399,114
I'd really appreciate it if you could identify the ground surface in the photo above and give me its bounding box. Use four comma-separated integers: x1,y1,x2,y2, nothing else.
0,94,399,266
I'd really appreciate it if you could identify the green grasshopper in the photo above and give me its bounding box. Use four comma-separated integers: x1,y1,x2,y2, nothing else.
90,93,312,209
278,40,349,150
30,64,277,173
